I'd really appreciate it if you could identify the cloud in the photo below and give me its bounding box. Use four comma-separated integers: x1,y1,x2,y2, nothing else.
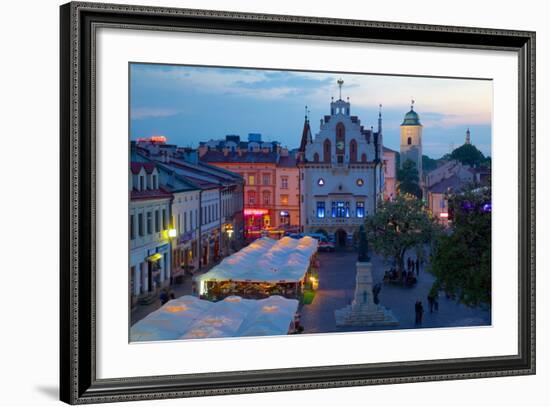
131,107,180,120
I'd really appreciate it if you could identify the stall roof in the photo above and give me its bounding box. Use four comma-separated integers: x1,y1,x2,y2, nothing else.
130,295,299,341
197,236,318,284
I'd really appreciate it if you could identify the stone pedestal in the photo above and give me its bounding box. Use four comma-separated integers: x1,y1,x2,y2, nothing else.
335,262,398,327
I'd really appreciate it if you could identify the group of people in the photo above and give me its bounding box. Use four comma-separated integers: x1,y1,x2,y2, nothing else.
159,288,176,305
414,291,440,326
407,257,421,276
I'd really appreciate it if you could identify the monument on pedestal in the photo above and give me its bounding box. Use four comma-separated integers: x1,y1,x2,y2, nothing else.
335,226,398,327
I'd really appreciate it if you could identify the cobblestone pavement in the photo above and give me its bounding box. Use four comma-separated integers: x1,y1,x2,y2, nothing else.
300,248,491,334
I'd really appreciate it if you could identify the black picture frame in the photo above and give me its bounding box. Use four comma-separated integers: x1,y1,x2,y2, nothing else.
60,2,536,404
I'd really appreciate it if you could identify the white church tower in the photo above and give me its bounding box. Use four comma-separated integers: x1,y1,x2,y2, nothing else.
399,100,423,181
298,79,385,246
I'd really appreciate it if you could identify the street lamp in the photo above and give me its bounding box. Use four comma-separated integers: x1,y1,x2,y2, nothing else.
168,228,177,238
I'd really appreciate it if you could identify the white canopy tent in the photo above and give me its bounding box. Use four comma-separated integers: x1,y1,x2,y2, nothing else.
196,237,318,294
130,295,299,341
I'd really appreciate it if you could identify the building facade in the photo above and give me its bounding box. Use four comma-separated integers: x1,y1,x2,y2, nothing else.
134,139,244,272
129,162,173,307
298,82,385,245
199,134,301,238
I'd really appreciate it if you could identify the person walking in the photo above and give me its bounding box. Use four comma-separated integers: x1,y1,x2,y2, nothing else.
415,300,424,325
417,300,424,325
427,294,434,313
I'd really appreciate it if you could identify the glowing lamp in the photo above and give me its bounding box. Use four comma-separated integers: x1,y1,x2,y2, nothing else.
168,228,177,238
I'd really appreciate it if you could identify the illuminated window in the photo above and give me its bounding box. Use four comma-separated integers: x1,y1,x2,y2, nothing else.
318,178,325,186
280,194,289,205
316,202,325,218
356,178,364,186
356,202,365,218
248,175,255,186
332,201,350,218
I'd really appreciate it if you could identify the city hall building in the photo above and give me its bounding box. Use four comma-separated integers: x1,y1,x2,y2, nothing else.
298,81,385,245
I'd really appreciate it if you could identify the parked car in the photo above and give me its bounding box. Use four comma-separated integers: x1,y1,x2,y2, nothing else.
318,236,336,252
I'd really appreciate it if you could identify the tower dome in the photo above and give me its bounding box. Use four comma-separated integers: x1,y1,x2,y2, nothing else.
401,109,421,126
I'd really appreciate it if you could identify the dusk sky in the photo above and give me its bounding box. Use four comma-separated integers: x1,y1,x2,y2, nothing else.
130,63,493,158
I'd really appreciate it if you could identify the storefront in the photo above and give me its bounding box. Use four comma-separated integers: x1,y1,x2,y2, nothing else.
244,208,270,240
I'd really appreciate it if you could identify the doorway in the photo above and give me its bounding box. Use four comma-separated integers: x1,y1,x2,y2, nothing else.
336,229,347,247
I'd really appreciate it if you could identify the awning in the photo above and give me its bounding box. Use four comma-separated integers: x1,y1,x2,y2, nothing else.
147,253,162,262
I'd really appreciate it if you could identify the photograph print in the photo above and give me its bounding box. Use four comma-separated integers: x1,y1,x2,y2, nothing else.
128,63,492,342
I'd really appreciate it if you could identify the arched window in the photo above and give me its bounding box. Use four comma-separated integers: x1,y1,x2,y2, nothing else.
313,152,319,162
361,153,367,163
349,139,357,163
336,123,345,154
323,139,331,163
407,137,412,145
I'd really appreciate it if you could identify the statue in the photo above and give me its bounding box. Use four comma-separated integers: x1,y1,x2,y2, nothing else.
357,225,370,262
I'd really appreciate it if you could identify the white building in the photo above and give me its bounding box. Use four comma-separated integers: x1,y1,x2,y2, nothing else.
155,163,201,282
129,162,173,307
298,81,385,245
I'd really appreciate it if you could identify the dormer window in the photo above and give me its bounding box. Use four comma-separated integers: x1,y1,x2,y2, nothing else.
139,175,145,191
152,175,158,189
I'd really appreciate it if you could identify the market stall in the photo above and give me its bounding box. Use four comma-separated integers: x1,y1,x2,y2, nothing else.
130,295,299,341
195,236,318,301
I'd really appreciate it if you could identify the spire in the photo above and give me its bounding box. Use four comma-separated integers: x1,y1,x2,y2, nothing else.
378,104,383,135
411,98,415,110
337,78,344,100
298,112,312,156
465,128,471,144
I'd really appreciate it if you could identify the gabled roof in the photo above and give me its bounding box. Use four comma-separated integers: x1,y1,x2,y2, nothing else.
130,162,156,175
429,175,466,194
130,187,173,201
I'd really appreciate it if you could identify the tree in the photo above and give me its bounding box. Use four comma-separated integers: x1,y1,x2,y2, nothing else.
450,143,485,167
422,155,438,172
430,186,491,307
397,159,422,198
365,195,439,278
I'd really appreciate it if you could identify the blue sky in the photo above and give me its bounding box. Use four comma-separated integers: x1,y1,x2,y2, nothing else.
130,64,493,158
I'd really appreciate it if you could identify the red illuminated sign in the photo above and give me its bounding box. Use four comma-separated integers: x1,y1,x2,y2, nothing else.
244,208,269,216
136,135,167,144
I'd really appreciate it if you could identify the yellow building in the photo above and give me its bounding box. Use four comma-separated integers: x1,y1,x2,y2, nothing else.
399,101,423,181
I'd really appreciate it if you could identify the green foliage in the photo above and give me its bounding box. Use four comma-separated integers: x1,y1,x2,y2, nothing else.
422,155,438,172
450,143,485,167
430,187,491,307
397,159,422,198
365,195,439,277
